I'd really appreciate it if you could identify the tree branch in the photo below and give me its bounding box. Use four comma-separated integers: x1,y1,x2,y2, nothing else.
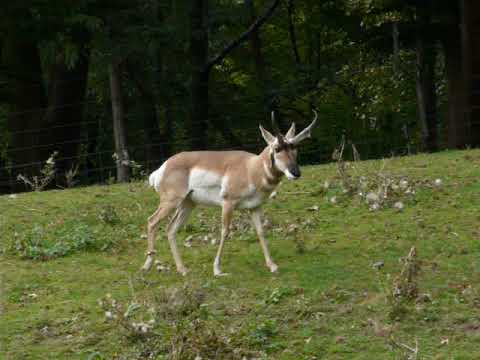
204,0,281,74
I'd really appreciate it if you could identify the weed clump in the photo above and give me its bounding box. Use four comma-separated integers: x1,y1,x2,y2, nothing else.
330,139,420,211
99,284,263,360
17,151,58,191
97,204,120,225
388,246,420,320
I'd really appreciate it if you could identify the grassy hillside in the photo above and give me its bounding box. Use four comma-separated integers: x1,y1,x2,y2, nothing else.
1,150,480,359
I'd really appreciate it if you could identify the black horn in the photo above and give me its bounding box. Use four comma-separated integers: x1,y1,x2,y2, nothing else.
271,111,281,136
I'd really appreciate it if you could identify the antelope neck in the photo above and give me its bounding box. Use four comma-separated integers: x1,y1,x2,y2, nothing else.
260,147,283,185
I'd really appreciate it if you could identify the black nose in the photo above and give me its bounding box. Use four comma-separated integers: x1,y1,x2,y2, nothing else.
290,166,301,178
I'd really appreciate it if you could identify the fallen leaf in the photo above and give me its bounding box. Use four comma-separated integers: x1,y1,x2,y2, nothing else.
335,335,346,343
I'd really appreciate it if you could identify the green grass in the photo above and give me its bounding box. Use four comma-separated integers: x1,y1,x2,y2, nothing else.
1,149,480,359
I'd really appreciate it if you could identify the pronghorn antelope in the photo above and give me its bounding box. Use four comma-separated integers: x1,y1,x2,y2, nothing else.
142,111,317,276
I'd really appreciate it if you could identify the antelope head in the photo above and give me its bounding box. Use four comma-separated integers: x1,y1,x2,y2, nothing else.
259,110,318,180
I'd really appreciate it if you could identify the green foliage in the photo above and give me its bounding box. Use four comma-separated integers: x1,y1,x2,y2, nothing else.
249,319,279,348
2,150,480,358
0,0,455,189
97,204,120,225
11,220,112,260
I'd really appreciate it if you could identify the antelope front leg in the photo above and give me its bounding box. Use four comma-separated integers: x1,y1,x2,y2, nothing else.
214,201,234,276
250,208,278,273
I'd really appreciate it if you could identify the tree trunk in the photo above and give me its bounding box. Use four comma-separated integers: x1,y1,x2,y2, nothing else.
189,0,209,150
125,59,162,170
44,36,90,179
442,26,467,148
392,22,400,74
3,28,47,185
287,0,301,65
245,0,269,114
415,10,438,152
109,61,130,182
460,0,480,146
305,0,315,69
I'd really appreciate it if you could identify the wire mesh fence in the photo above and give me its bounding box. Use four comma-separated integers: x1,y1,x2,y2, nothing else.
0,118,416,194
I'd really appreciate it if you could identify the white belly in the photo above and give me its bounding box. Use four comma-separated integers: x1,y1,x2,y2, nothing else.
187,168,266,209
188,168,223,206
238,192,265,209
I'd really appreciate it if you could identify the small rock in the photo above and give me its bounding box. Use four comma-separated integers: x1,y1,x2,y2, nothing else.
416,293,432,303
366,192,379,203
156,264,170,272
184,235,194,248
372,260,384,270
370,203,380,211
399,179,408,189
393,201,404,211
307,205,319,211
105,311,114,320
287,223,299,233
263,218,273,229
140,325,149,333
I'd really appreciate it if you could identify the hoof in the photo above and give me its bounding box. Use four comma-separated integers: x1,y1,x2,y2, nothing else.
268,263,279,273
214,271,230,277
177,267,189,276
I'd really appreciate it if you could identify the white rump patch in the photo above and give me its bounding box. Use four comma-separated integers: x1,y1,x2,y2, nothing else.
149,161,168,191
188,168,223,206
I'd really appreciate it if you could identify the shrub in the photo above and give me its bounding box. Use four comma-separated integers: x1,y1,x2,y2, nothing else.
13,220,112,260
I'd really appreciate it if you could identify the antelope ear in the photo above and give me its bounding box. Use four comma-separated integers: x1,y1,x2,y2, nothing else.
285,122,296,140
259,125,276,145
